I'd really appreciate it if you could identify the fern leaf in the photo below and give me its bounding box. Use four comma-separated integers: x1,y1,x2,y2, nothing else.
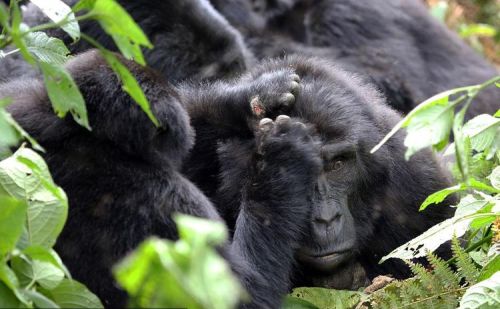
451,236,479,284
407,260,440,292
427,252,460,290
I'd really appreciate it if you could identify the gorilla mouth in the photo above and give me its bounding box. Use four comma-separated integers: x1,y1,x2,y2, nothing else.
297,251,353,272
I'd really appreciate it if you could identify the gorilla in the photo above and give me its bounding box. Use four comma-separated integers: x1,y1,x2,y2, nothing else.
212,0,499,118
185,56,456,285
3,49,310,307
1,0,253,82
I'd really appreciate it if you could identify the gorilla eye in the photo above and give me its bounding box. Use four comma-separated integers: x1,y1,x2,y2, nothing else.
327,159,345,172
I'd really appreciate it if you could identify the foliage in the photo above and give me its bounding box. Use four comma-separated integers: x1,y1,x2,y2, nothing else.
0,0,159,307
283,287,365,309
113,214,246,309
360,239,479,309
0,0,157,132
0,147,103,308
367,77,500,307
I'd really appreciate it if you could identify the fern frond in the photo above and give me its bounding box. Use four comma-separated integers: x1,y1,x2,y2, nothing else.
427,252,460,291
451,236,479,284
407,260,440,292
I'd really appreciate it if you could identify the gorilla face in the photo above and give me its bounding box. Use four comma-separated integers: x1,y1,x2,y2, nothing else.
242,57,453,280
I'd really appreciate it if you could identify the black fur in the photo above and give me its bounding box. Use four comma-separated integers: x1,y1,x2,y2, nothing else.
1,0,253,83
186,56,455,284
214,0,499,118
3,50,317,308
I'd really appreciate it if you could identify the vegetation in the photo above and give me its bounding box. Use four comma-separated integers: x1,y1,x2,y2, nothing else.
0,0,498,308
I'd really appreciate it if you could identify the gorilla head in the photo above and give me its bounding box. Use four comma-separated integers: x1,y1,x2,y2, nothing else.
215,56,455,285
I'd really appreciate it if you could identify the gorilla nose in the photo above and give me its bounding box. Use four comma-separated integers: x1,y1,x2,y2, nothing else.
314,213,341,227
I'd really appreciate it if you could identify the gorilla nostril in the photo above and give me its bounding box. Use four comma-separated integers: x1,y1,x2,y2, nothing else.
314,213,342,226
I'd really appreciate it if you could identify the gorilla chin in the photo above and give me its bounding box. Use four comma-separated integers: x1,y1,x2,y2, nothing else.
297,250,354,272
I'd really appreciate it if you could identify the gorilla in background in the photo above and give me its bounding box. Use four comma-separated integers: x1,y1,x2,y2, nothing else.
184,56,456,286
0,0,253,82
3,49,310,307
212,0,499,118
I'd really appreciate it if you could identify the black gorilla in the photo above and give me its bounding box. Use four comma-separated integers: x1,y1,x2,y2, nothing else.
3,50,312,307
213,0,499,118
1,0,252,82
185,56,455,284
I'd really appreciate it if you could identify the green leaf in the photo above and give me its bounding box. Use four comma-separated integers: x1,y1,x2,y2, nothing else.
0,148,68,249
25,32,71,65
23,246,71,279
286,287,364,309
11,5,35,65
22,289,60,308
420,184,465,211
283,296,320,309
100,50,159,126
0,281,21,308
490,167,500,190
459,272,500,309
115,215,245,309
39,61,90,130
0,195,26,254
459,23,497,38
403,92,454,159
30,0,80,40
371,86,475,155
478,255,500,281
175,213,227,245
380,212,495,262
454,195,489,218
0,3,9,28
40,279,103,308
11,255,64,290
76,0,152,64
462,114,500,152
0,264,30,306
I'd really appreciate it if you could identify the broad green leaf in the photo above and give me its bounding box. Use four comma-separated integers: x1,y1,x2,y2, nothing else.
459,272,500,309
100,50,159,126
462,114,500,152
494,109,500,116
39,61,90,130
25,32,70,65
454,195,489,218
0,281,21,308
490,166,500,190
420,184,465,211
30,0,80,40
23,246,71,279
403,95,454,159
40,279,103,308
115,215,245,309
283,297,320,309
76,0,152,64
0,148,68,249
22,289,59,308
371,85,475,155
0,195,26,254
380,212,495,262
478,255,500,281
175,214,227,245
285,287,364,309
11,255,64,290
0,264,30,306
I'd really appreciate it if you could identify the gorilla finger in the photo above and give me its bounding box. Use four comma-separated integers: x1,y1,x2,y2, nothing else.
278,93,295,107
259,118,274,132
250,96,265,117
275,115,292,133
290,81,300,94
291,73,300,83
